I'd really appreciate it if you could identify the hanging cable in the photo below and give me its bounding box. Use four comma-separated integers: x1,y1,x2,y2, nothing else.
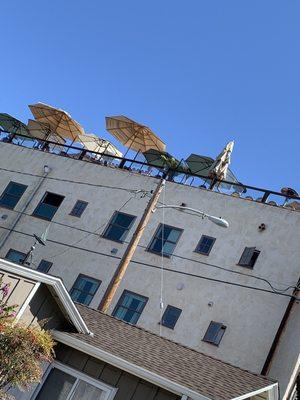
159,182,166,336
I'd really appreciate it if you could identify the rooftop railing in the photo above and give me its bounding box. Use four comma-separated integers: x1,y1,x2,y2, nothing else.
0,130,299,210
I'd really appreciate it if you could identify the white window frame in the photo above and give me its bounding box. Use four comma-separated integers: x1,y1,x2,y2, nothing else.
31,361,118,400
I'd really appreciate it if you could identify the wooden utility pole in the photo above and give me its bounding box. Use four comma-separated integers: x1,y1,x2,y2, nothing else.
99,178,166,313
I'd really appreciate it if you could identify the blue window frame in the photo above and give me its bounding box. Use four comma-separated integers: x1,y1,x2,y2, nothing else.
195,235,216,255
70,274,101,305
161,305,182,329
37,259,53,273
148,224,182,257
103,211,136,243
203,321,226,346
33,192,64,221
5,249,26,264
70,200,88,217
112,290,148,324
0,181,27,209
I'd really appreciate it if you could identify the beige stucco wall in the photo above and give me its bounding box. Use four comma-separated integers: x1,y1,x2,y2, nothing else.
0,142,299,374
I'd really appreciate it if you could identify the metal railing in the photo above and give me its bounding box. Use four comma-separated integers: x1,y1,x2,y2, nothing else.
0,130,299,209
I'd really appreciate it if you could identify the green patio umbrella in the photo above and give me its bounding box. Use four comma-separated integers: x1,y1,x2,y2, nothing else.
143,149,187,172
0,113,30,137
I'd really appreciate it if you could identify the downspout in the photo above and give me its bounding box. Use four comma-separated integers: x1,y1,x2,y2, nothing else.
261,278,300,375
0,165,51,251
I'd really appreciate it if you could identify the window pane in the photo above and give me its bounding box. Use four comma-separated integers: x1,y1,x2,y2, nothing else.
203,322,226,345
113,212,134,228
113,291,147,324
0,182,27,209
37,260,52,273
104,225,127,242
70,275,101,305
72,380,104,400
33,192,64,221
165,228,181,243
35,368,76,400
5,249,26,264
161,306,182,329
196,236,215,255
162,241,175,255
149,224,182,256
103,212,135,242
70,200,88,217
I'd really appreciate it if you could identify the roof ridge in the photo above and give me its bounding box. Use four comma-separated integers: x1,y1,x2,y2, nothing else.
76,303,275,382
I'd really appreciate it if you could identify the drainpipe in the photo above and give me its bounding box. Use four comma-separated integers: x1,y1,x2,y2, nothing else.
0,165,51,251
261,278,300,375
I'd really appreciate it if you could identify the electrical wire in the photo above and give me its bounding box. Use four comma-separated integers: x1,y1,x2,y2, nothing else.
0,166,148,194
0,224,298,299
0,204,297,292
159,182,166,336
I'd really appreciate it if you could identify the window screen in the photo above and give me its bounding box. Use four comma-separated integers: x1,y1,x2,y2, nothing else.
70,200,88,217
238,247,260,268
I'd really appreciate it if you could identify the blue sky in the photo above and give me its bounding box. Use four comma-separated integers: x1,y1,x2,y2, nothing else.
1,1,299,191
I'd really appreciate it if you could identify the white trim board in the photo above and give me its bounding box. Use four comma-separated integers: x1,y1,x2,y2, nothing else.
53,330,276,400
0,258,91,335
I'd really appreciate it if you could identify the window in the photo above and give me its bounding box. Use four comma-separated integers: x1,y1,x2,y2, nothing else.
34,362,116,400
33,192,64,221
103,211,136,242
148,224,183,256
238,247,260,268
70,274,101,306
112,290,148,324
195,235,216,255
70,200,88,217
0,181,27,209
161,305,182,329
37,260,53,273
5,249,26,264
203,321,226,346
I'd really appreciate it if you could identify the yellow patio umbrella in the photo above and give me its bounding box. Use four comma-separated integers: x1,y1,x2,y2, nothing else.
28,103,84,141
105,116,166,153
77,133,123,157
27,119,65,144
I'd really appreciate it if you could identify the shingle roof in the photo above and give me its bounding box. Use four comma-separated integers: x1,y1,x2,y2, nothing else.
61,304,275,400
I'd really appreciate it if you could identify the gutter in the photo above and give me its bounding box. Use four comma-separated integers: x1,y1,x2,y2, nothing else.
0,259,91,335
53,330,277,400
52,330,210,400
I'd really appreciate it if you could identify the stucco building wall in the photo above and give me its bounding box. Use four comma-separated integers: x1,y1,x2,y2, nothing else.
0,142,299,374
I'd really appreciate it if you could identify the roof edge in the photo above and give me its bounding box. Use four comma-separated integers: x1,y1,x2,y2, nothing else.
53,330,210,400
0,258,91,335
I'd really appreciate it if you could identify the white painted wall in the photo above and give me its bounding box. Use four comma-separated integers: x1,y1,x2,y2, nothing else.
0,142,299,377
268,302,300,400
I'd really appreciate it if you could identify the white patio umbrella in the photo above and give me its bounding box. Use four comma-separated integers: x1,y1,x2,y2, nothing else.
27,119,65,144
76,133,123,157
208,141,234,186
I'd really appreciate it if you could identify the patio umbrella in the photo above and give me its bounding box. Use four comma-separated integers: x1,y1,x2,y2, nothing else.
143,149,186,171
106,116,166,153
185,154,214,176
29,103,84,141
27,119,65,144
0,113,30,137
77,133,123,157
208,141,234,182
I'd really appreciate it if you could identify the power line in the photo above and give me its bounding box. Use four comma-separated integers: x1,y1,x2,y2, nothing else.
0,166,297,292
0,224,298,299
0,205,297,292
0,166,150,194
